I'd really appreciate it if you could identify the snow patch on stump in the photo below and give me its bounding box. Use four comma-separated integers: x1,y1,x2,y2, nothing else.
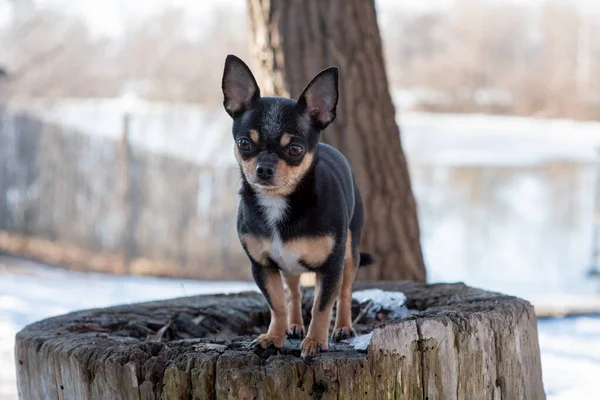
344,332,373,351
352,289,409,319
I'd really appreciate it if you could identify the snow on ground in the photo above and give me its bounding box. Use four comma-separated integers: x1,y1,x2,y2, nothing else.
1,256,600,399
398,112,600,166
538,316,600,400
0,256,256,400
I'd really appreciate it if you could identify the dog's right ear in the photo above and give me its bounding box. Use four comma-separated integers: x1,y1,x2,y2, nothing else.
222,55,261,117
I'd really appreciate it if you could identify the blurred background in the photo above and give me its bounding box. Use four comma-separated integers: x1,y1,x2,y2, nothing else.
1,0,600,399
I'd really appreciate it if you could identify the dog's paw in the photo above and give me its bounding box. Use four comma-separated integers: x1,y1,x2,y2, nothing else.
287,324,305,339
332,326,356,342
252,332,286,349
300,336,328,359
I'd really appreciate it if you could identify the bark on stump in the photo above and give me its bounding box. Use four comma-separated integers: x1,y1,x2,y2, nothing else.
15,282,545,399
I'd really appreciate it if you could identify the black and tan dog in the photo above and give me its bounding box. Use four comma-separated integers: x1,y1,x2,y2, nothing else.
222,55,373,359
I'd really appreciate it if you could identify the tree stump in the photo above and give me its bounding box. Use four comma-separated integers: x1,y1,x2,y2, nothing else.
15,282,545,399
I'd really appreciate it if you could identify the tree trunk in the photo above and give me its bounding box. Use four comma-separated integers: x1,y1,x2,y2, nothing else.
15,282,546,399
247,0,426,282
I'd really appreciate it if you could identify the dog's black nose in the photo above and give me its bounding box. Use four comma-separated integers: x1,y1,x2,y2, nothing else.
256,163,275,180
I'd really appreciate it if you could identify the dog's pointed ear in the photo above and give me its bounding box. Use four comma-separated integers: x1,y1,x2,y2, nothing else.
296,67,339,129
222,55,261,117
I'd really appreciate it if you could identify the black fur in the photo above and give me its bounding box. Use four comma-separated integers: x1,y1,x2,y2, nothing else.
222,54,373,349
359,252,375,267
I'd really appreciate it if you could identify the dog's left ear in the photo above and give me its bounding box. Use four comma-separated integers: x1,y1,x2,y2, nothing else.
222,55,261,117
296,67,339,130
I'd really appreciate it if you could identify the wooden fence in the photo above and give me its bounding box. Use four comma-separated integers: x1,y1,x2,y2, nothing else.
0,109,250,279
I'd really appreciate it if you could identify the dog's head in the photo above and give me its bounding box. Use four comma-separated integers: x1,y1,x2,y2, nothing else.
221,55,339,196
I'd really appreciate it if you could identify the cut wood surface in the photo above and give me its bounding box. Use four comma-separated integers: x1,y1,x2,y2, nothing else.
15,282,545,399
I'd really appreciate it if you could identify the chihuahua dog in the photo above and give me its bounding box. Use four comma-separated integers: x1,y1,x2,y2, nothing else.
222,55,373,358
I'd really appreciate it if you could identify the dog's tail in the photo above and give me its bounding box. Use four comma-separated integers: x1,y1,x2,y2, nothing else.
359,252,375,268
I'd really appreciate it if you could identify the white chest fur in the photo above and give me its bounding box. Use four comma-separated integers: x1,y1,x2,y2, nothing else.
256,194,288,229
256,194,309,274
269,231,309,274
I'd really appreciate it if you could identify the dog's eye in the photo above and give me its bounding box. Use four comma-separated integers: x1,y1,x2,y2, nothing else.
286,144,304,157
238,138,252,151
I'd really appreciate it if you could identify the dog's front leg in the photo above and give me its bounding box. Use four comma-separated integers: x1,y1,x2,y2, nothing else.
301,255,343,359
283,273,305,338
251,262,287,349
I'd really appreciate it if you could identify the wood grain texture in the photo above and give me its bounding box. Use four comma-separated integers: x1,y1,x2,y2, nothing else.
246,0,427,282
15,282,545,399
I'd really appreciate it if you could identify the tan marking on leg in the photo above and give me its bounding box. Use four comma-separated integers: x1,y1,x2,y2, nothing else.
279,132,292,147
249,129,260,145
333,230,358,341
258,152,314,197
254,269,287,348
240,234,271,265
283,235,334,267
283,273,304,337
301,271,341,358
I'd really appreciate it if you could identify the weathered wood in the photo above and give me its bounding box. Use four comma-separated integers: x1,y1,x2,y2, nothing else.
15,282,545,399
